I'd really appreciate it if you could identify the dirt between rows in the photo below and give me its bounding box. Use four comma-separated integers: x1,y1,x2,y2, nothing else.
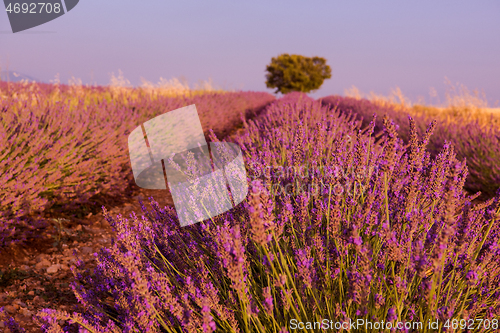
0,186,175,333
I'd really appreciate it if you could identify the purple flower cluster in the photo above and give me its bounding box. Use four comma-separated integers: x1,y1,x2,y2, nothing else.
320,95,500,198
7,91,499,331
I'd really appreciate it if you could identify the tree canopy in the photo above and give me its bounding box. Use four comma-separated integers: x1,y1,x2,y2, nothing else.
265,54,332,94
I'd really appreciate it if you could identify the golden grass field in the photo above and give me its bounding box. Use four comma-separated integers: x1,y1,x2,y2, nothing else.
344,80,500,129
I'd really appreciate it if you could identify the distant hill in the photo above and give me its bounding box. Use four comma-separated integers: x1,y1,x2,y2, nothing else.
0,71,39,83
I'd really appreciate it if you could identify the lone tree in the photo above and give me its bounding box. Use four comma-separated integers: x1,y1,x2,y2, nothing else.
265,54,332,94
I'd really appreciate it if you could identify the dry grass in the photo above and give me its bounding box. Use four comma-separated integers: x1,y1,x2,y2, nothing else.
344,79,500,128
0,71,226,112
110,69,226,99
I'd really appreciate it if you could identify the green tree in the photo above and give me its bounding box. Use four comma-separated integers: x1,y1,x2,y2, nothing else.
265,54,332,94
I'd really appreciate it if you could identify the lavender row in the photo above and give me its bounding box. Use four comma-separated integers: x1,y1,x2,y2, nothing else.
320,95,500,198
28,92,500,332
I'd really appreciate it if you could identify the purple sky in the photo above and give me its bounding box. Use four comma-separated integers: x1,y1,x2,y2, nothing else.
1,0,499,105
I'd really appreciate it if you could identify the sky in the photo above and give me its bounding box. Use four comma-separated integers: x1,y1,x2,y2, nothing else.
1,0,499,105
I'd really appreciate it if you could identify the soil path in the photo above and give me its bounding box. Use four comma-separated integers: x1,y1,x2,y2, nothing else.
0,184,176,332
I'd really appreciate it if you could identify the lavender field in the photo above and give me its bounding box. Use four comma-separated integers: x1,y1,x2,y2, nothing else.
1,85,500,332
0,82,274,249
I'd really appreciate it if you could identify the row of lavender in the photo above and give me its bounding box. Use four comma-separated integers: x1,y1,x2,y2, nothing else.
319,96,500,198
22,92,500,332
0,82,275,248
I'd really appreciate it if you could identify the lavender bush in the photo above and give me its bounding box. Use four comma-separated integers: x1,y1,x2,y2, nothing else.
30,93,500,332
320,95,500,198
0,81,274,248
